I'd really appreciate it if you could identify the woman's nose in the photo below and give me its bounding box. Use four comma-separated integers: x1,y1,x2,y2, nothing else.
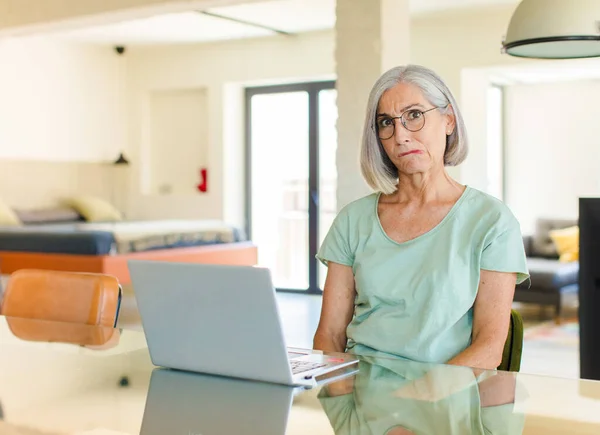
394,119,411,143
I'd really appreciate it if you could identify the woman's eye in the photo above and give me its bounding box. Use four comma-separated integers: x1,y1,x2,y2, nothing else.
406,110,422,120
378,118,393,128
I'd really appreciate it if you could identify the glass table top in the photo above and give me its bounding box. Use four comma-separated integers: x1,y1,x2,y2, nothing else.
0,296,599,435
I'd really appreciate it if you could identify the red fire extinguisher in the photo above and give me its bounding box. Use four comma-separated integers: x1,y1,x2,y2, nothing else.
197,168,207,193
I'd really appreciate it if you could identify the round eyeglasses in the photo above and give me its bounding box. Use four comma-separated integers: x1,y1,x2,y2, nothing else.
375,106,441,140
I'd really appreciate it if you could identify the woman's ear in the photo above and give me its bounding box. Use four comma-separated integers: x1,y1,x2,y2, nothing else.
445,104,456,135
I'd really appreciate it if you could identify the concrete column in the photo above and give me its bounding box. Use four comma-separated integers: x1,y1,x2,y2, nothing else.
335,0,410,210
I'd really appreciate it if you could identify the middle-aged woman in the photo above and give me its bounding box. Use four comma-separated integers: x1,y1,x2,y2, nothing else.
313,64,529,370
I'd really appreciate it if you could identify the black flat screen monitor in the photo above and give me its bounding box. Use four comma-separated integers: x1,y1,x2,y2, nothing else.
579,197,600,380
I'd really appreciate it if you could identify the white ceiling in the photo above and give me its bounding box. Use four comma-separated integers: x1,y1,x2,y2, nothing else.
50,11,274,44
411,0,518,15
42,0,520,45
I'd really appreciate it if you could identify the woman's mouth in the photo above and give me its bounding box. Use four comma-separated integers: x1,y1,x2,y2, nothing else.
400,150,422,157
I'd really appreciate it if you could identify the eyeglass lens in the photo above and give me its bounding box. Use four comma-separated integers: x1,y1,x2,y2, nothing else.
377,109,426,140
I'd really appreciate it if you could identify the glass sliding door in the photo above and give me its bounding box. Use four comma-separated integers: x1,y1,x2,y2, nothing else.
248,90,310,290
246,81,336,293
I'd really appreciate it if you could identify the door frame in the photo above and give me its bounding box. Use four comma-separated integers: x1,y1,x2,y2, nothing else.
244,80,336,294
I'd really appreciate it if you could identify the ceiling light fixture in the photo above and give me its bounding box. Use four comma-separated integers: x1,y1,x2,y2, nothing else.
502,0,600,59
197,10,291,36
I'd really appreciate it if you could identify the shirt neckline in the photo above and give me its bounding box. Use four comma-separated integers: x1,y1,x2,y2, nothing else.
374,185,472,247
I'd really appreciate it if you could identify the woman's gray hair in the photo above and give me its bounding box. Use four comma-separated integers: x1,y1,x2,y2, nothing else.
360,64,468,194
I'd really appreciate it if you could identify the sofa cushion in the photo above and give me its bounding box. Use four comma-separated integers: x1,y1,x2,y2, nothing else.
66,195,123,222
531,218,577,258
14,207,83,225
549,225,579,263
0,197,21,226
520,257,579,292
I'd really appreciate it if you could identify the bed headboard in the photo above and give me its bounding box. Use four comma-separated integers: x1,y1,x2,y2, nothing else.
0,159,113,210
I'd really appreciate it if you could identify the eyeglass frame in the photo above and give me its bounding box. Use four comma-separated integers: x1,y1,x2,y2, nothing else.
374,105,448,140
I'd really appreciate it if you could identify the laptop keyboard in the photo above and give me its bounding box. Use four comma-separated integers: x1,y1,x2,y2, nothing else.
289,360,327,375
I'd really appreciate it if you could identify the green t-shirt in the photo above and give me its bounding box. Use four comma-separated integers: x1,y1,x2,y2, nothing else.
316,186,529,363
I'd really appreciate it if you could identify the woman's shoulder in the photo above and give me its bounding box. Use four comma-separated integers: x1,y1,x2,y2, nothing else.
464,187,513,212
337,192,380,218
462,186,520,227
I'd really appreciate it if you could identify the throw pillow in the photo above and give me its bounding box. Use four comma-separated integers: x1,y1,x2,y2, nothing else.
532,218,578,258
549,225,579,263
67,196,123,222
0,198,21,226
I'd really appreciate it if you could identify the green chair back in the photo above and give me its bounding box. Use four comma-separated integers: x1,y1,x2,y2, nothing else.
498,309,524,372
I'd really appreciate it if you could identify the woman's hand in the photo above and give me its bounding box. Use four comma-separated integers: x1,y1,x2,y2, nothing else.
393,364,479,402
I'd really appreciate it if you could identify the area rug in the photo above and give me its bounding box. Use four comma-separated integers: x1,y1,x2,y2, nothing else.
523,320,579,348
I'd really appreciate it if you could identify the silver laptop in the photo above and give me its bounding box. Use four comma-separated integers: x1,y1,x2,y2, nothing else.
128,260,358,387
140,367,295,435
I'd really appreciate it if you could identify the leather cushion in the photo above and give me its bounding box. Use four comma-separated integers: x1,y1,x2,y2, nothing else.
0,269,121,327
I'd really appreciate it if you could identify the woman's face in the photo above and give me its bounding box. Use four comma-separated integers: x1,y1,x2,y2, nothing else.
376,82,455,177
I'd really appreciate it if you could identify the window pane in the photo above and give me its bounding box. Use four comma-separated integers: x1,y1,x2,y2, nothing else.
250,92,309,290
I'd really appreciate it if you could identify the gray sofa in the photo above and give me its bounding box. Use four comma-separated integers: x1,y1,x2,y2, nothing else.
515,218,579,322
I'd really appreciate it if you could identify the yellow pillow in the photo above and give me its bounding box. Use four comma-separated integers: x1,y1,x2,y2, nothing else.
0,199,21,226
67,196,123,222
549,225,579,263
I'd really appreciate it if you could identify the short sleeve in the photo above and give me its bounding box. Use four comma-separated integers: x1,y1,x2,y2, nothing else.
316,207,354,267
481,216,530,285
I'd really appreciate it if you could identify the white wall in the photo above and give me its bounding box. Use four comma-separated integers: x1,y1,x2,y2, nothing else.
504,80,600,234
0,37,129,210
147,88,209,195
125,30,335,224
0,159,113,209
0,36,127,162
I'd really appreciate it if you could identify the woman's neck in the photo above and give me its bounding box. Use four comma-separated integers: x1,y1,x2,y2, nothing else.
395,167,462,205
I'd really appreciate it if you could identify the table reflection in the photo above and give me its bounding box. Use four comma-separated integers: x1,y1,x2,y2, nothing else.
140,368,297,435
3,316,121,349
318,356,527,435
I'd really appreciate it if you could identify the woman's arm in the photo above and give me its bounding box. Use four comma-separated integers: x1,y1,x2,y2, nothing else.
447,269,517,370
313,262,356,353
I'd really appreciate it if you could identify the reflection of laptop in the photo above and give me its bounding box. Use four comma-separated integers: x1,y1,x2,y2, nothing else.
140,368,294,435
128,260,358,387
